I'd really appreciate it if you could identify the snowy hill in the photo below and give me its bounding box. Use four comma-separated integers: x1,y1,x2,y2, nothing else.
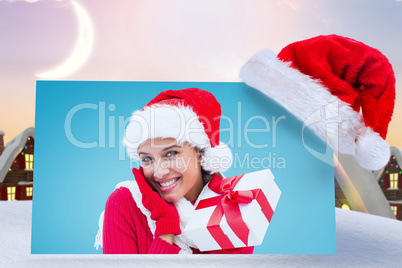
1,201,402,267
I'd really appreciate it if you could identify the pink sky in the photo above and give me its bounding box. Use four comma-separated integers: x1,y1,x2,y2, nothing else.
0,0,401,147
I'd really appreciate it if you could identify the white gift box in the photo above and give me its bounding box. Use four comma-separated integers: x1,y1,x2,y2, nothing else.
183,169,281,252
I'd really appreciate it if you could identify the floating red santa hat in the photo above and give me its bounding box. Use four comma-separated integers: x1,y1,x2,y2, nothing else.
240,35,395,170
123,88,232,174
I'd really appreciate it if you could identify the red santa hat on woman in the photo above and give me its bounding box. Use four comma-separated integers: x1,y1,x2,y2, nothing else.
123,88,232,174
240,35,395,170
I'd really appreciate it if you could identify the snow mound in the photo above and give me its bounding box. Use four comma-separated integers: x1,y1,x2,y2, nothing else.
0,201,401,267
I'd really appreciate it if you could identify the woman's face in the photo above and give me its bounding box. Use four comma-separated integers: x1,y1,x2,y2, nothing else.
138,138,204,203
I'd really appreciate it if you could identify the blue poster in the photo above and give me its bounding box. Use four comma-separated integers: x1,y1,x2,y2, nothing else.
32,81,335,254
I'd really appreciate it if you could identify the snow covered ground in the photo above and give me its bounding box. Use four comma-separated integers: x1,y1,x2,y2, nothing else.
1,201,402,267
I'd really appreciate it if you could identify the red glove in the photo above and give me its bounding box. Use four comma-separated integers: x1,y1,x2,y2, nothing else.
133,167,181,237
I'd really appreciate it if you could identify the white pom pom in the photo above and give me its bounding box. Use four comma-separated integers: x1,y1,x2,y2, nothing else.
355,127,390,170
201,142,233,174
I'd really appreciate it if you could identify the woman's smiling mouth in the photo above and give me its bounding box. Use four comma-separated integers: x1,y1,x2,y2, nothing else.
157,177,180,192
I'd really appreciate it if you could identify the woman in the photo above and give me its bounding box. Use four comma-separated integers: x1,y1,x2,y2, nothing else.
101,88,254,254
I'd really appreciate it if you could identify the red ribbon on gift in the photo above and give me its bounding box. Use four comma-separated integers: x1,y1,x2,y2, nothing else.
195,174,274,249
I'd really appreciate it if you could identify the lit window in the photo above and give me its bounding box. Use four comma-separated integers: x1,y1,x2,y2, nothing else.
341,204,350,210
7,187,16,201
389,173,399,189
391,205,398,216
26,187,33,197
25,154,34,170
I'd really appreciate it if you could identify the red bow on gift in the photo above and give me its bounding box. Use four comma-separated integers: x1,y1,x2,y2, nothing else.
195,174,274,249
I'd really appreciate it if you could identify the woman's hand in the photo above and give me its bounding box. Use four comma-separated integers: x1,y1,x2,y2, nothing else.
158,234,174,244
133,167,181,240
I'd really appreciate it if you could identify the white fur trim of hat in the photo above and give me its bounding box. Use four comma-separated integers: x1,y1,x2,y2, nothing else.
123,101,232,174
240,49,390,170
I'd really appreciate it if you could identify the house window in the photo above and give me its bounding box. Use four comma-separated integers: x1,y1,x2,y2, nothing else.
391,205,398,216
389,173,399,189
25,154,34,170
26,187,33,197
341,204,350,210
7,187,16,201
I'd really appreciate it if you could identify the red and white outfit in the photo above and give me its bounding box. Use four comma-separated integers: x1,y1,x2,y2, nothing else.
100,179,253,254
95,88,253,254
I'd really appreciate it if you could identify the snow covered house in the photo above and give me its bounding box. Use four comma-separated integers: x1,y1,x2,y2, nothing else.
378,146,402,220
334,152,396,220
335,180,351,210
0,128,34,201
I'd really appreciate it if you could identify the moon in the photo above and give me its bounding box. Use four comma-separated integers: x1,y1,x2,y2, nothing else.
36,0,94,79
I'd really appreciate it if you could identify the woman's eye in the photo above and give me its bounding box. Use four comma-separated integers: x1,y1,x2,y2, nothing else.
141,157,152,163
165,151,178,158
